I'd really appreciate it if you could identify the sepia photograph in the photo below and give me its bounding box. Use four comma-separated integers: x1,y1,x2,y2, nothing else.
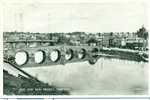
3,2,149,95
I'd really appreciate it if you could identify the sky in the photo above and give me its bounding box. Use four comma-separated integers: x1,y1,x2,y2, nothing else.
3,2,148,33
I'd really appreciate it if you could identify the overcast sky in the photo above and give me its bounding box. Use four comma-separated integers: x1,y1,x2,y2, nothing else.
3,2,148,33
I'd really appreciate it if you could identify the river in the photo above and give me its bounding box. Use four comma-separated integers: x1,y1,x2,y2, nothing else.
16,58,148,95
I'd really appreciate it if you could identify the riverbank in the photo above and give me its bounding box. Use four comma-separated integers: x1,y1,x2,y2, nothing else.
3,62,70,95
99,47,148,62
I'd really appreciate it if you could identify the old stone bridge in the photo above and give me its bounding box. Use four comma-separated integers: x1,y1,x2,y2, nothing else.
4,40,148,68
4,43,102,68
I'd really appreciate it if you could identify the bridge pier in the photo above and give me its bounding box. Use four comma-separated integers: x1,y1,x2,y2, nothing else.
60,46,66,65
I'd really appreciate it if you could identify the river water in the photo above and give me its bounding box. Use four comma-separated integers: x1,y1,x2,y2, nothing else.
4,58,148,95
20,58,148,95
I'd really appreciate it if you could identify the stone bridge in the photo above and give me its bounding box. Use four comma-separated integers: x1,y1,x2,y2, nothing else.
4,45,102,68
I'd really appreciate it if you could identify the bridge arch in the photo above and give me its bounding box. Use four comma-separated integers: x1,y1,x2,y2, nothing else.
34,50,46,64
15,50,29,66
65,49,74,60
88,58,98,65
49,49,61,62
88,48,99,65
91,48,99,58
77,48,86,59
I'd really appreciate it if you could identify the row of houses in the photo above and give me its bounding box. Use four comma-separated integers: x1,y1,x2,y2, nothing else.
95,33,147,50
3,26,148,50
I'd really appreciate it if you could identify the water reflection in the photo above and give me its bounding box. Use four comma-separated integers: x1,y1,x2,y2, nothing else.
21,58,148,95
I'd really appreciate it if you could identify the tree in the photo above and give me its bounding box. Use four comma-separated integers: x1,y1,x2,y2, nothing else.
137,26,148,39
57,35,70,45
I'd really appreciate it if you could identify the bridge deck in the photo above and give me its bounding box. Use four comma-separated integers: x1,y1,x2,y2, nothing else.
4,40,56,43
